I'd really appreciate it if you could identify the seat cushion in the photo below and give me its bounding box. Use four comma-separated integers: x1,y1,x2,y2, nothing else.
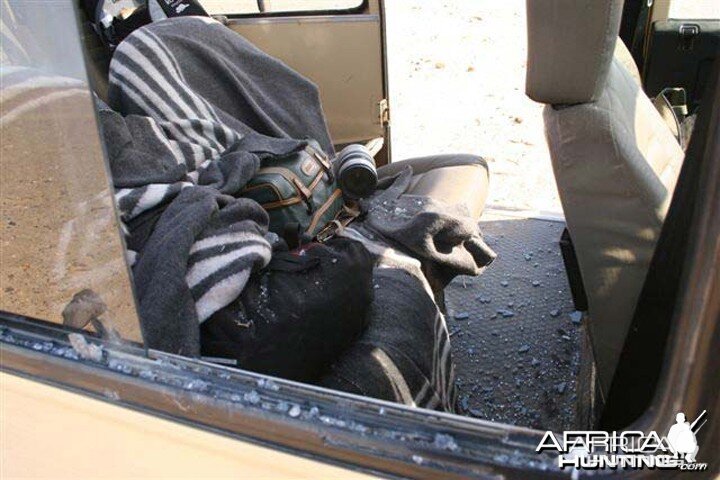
377,154,489,220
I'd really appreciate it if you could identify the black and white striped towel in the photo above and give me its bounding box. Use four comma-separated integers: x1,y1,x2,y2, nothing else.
100,16,335,354
323,226,457,412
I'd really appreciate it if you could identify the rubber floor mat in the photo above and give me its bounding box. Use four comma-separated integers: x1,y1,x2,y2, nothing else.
446,211,583,431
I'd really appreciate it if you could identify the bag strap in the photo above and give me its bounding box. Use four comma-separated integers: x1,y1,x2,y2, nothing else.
315,203,361,243
305,189,343,235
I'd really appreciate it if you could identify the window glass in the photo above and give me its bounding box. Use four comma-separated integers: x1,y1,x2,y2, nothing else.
0,0,142,342
199,0,363,16
669,0,720,19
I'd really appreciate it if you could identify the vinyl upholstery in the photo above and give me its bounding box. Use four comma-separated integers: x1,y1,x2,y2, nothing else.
526,0,684,392
526,0,624,104
378,155,489,221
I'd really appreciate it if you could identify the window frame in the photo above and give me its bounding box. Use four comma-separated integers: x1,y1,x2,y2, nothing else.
0,312,553,478
204,0,368,20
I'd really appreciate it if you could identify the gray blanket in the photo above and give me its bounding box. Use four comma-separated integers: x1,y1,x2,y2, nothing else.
357,168,496,282
326,228,458,411
100,16,491,413
320,168,495,411
101,16,333,354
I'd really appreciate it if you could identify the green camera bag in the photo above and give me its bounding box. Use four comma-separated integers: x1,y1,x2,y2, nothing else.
241,140,344,238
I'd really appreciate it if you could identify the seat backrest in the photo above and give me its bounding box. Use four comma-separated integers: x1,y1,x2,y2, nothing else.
525,0,684,394
614,37,641,86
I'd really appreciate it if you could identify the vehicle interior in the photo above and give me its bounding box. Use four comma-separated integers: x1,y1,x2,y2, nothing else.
1,0,718,476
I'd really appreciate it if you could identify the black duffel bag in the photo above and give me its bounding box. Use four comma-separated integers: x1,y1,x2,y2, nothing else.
200,238,374,383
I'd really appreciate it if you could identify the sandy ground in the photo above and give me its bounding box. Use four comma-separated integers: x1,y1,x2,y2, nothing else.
385,1,561,214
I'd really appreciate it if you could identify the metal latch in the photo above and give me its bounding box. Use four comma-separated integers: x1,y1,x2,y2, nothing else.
378,98,390,126
661,87,688,118
678,23,700,51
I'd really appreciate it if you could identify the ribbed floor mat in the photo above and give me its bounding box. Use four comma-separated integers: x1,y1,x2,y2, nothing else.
446,212,583,431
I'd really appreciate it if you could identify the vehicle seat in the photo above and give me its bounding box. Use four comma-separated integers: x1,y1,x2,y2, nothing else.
614,37,641,86
377,154,489,221
525,0,684,393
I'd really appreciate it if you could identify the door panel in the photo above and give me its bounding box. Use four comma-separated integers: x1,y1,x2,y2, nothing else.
644,19,720,109
214,1,389,162
0,372,371,479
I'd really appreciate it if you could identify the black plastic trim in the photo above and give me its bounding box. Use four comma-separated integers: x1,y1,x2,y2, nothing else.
559,228,589,312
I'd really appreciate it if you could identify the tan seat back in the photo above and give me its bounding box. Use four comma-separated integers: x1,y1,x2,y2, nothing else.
525,0,684,393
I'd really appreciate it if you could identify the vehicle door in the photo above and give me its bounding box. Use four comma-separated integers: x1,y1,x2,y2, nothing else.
200,0,391,165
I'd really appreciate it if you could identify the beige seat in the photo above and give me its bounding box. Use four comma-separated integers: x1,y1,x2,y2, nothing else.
377,154,489,220
525,0,684,393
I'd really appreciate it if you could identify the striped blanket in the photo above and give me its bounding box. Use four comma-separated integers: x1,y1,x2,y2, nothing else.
101,16,334,354
323,227,458,411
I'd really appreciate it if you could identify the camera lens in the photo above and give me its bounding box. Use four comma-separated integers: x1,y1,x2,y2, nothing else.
335,144,378,199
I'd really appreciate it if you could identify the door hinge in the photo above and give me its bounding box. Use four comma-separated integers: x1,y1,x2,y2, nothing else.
378,99,390,126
